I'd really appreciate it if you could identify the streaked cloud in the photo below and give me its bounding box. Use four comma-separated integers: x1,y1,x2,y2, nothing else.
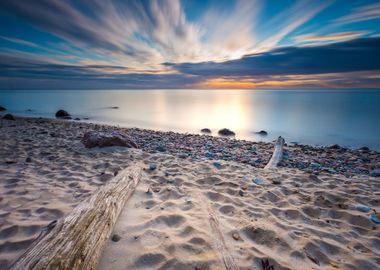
334,2,380,25
294,31,369,45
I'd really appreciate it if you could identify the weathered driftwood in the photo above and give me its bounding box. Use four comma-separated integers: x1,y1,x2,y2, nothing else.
264,136,285,170
10,163,142,270
199,193,239,270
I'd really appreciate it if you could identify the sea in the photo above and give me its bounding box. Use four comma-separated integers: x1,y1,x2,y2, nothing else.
1,89,380,150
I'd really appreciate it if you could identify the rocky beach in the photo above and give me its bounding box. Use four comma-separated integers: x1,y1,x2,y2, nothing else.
0,116,380,269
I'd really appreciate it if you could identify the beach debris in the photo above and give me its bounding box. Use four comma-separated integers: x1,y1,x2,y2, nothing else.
261,259,274,270
232,232,240,241
0,106,6,111
370,211,380,224
218,128,235,136
213,162,222,169
55,109,71,119
81,131,138,148
356,204,371,213
369,169,380,177
148,163,157,171
201,128,212,134
253,178,263,185
2,114,15,120
256,130,268,136
111,234,121,242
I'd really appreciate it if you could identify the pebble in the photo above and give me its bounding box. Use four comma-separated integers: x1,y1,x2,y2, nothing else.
253,178,263,185
272,179,281,185
111,234,121,242
213,162,222,169
238,190,244,196
232,232,240,240
369,169,380,177
356,204,371,213
149,163,157,171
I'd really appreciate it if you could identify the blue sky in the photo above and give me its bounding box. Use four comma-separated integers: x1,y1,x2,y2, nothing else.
0,0,379,89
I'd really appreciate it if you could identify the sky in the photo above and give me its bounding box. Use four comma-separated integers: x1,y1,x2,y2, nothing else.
0,0,379,90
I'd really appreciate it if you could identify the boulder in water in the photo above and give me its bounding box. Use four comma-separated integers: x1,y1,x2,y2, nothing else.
55,109,71,119
0,106,6,111
201,128,212,134
2,114,15,120
81,131,138,148
256,130,268,136
218,128,235,136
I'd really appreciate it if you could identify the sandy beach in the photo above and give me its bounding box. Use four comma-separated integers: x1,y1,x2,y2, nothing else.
1,117,380,269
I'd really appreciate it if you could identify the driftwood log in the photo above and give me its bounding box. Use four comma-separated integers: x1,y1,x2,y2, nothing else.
10,163,142,270
264,136,285,170
198,193,239,270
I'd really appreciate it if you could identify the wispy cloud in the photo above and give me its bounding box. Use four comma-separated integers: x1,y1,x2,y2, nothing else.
294,31,369,45
334,2,380,25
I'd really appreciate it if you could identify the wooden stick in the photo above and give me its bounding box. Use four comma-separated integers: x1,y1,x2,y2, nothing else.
264,136,285,170
10,163,142,270
198,193,239,270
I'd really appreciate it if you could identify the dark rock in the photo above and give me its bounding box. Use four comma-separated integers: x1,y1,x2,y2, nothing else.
155,145,166,152
369,169,380,177
81,131,138,148
108,106,119,109
218,128,235,136
2,114,15,120
201,128,212,134
111,234,121,242
272,179,281,185
213,162,222,169
359,146,370,151
26,109,32,112
239,190,244,196
149,163,157,171
328,144,341,150
74,118,81,121
55,110,71,118
25,157,32,163
256,130,268,136
0,106,6,111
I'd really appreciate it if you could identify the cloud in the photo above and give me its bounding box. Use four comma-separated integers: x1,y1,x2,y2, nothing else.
294,31,369,45
169,37,380,77
0,0,330,67
334,2,380,25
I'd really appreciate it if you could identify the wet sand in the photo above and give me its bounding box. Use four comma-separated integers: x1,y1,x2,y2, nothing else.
0,117,379,269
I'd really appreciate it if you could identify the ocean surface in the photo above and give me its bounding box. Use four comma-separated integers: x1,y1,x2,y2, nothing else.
1,89,380,150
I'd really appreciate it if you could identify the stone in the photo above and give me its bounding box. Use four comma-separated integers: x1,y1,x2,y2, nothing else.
256,130,268,136
272,179,281,185
238,190,244,196
25,157,32,163
55,109,71,118
74,118,81,121
359,146,370,151
232,232,240,240
111,234,121,242
213,162,222,169
2,114,15,120
155,145,166,152
218,128,235,136
328,144,341,150
0,106,6,111
81,131,138,148
149,163,157,171
201,128,212,134
369,169,380,177
108,106,119,109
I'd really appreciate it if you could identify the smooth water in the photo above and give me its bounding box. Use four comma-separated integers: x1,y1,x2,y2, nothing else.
1,89,380,150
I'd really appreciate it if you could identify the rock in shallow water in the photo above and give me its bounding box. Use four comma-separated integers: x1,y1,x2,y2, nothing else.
0,106,6,111
55,109,71,119
218,128,235,136
201,128,212,134
2,114,15,120
81,131,138,148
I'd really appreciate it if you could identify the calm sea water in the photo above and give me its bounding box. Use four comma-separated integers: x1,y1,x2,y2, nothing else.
1,89,380,150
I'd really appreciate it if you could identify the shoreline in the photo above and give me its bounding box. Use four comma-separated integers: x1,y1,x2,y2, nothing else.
0,116,379,269
2,115,379,178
